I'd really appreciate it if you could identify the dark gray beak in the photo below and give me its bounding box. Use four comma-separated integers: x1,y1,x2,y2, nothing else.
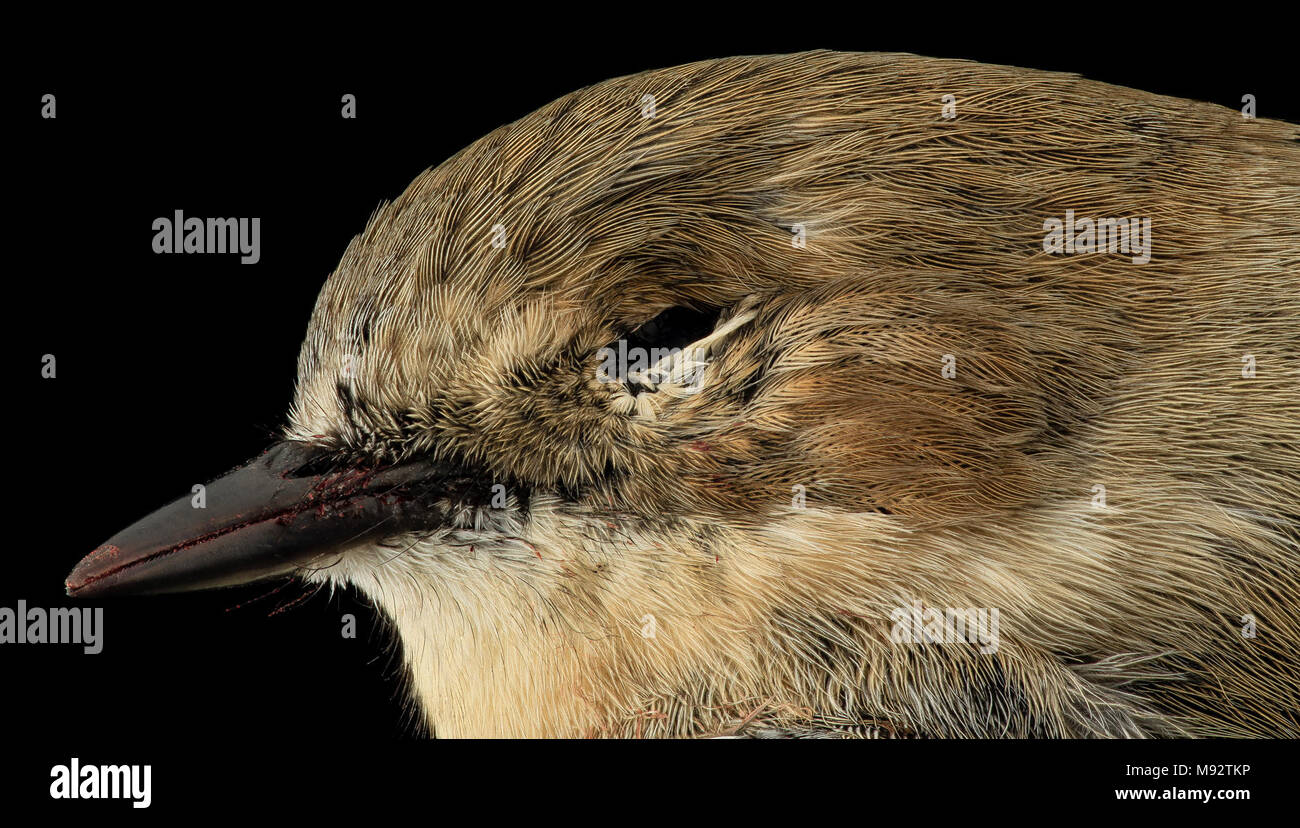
66,440,451,599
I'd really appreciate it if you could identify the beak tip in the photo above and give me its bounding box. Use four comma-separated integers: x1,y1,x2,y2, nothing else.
64,571,92,599
65,544,123,599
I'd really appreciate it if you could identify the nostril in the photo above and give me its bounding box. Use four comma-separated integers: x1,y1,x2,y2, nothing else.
285,452,344,478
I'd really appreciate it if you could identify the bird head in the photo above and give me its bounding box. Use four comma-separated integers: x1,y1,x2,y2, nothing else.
66,51,1300,737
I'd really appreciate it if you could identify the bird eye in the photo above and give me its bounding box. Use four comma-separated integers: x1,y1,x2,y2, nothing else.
599,305,723,393
622,305,722,355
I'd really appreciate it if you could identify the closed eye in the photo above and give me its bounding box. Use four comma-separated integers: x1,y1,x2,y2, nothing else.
622,305,723,356
601,305,722,393
600,300,760,417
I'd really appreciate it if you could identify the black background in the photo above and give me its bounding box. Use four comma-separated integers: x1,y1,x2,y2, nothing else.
8,14,1296,815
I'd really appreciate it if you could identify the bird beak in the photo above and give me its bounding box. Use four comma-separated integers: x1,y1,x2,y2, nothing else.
66,440,439,599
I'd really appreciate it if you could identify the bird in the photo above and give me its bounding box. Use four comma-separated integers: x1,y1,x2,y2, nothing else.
67,50,1300,738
